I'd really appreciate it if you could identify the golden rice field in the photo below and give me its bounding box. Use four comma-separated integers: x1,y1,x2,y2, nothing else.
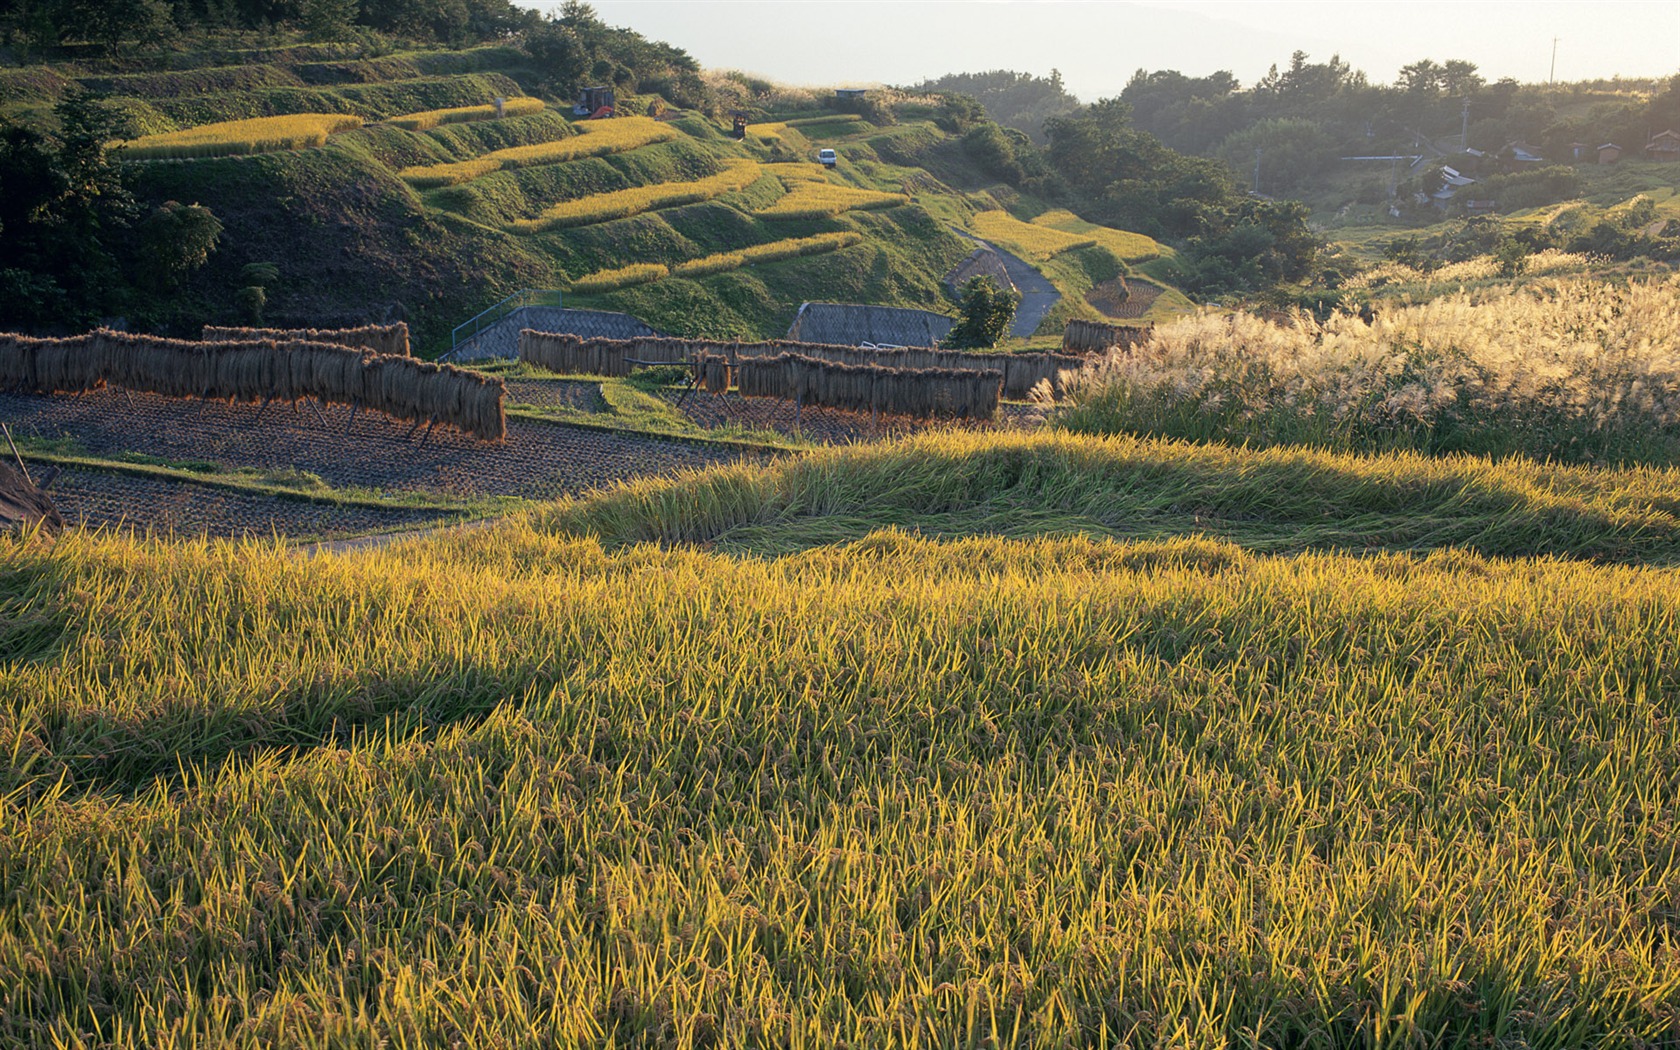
756,176,907,219
1031,209,1166,262
3,430,1680,1046
399,116,677,187
510,160,766,233
971,209,1098,261
670,231,863,277
1062,274,1680,465
386,96,544,131
568,261,669,294
117,113,364,160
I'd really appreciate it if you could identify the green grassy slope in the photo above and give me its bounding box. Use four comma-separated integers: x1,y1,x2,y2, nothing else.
5,41,1187,353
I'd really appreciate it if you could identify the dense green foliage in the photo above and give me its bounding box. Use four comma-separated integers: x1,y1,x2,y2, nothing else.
0,93,224,329
1,0,535,50
1120,50,1680,205
911,69,1080,143
942,276,1016,349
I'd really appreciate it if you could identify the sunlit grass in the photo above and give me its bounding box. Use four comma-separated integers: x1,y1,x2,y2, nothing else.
3,429,1680,1044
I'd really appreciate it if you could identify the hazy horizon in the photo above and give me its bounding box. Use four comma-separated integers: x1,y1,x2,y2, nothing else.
527,0,1680,100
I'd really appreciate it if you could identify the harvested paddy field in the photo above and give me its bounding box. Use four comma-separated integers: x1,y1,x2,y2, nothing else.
1,385,760,536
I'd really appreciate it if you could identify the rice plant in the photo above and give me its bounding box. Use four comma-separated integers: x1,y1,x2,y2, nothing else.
387,96,545,131
117,113,364,160
1060,273,1680,464
670,231,863,276
757,174,907,219
1031,208,1165,262
399,116,677,187
569,262,669,294
971,209,1096,260
2,429,1680,1046
510,160,766,233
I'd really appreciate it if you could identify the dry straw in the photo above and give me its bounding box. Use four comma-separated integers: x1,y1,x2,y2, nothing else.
204,323,411,358
1,329,503,441
1063,318,1150,355
518,329,1081,399
734,353,1002,420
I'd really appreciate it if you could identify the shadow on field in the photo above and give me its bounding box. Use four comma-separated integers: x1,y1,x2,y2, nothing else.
0,554,76,669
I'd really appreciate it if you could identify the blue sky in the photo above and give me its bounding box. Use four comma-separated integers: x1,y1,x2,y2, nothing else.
530,1,1680,99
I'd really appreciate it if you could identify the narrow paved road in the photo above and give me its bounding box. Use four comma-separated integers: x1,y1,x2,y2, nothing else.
949,228,1061,338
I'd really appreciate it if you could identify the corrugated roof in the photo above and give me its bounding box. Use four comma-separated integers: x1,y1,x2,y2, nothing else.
786,302,954,348
525,308,660,340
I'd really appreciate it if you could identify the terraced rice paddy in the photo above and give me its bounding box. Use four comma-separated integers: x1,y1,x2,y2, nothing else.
118,113,365,159
399,115,678,187
387,96,544,131
1031,209,1166,262
511,160,767,232
971,209,1097,261
757,177,908,219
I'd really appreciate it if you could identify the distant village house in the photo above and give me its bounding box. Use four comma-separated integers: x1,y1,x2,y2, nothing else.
1647,130,1680,162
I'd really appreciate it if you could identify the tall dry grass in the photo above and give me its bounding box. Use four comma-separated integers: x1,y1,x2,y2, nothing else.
1343,248,1600,291
1060,275,1680,464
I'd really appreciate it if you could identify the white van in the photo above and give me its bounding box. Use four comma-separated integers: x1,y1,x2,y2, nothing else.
818,148,837,168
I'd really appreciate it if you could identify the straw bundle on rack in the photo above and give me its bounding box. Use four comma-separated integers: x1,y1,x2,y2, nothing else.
518,328,1082,399
4,328,503,441
694,353,732,394
729,353,1001,420
1062,318,1149,355
0,333,104,394
204,323,411,358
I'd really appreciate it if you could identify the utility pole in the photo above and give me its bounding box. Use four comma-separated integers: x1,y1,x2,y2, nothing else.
1253,147,1262,195
1550,37,1559,84
1461,97,1471,150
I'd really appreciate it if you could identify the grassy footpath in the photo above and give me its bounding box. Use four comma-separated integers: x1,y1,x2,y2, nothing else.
2,431,1678,1046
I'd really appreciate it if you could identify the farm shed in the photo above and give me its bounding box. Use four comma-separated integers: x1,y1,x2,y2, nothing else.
1647,130,1680,161
786,302,953,349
